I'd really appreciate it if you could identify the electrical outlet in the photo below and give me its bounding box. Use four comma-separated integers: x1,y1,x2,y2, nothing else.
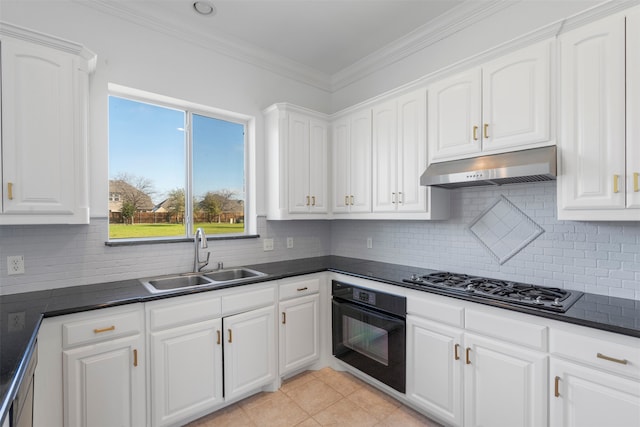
286,237,294,249
367,237,373,249
7,256,25,275
7,312,25,332
263,238,274,251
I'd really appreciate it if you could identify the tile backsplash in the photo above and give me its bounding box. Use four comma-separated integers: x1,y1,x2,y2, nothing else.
1,182,639,299
468,195,544,264
0,217,331,295
331,182,640,300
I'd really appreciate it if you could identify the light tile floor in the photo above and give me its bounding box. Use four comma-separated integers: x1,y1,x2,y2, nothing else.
186,368,443,427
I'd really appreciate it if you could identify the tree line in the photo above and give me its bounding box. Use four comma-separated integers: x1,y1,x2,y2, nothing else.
112,173,241,225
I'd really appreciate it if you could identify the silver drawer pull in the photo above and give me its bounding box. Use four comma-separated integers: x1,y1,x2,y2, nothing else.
597,352,628,365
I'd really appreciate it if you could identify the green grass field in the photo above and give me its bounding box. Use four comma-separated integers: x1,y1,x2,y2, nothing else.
109,223,244,239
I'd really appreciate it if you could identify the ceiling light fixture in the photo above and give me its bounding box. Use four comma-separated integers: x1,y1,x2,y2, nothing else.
193,1,216,17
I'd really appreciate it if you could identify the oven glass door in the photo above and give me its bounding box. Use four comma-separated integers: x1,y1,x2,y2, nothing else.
332,299,405,393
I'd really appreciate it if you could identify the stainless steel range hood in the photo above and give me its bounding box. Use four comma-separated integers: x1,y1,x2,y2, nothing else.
420,146,557,189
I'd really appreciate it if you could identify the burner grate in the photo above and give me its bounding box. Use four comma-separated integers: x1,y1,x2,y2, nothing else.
404,271,582,312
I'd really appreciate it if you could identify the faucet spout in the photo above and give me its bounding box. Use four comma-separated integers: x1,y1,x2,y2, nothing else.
194,228,210,272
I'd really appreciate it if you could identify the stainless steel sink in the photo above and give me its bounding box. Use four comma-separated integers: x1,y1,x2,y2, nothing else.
204,268,265,282
140,268,266,294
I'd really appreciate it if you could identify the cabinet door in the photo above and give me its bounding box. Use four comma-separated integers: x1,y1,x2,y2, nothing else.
428,69,482,162
288,112,311,213
372,100,398,212
332,118,351,213
559,14,626,211
63,334,145,427
407,316,463,427
224,305,276,401
349,110,372,212
1,37,88,222
397,89,427,212
627,9,640,209
279,294,320,375
308,119,328,213
550,358,640,427
482,41,551,152
149,319,223,427
464,333,547,427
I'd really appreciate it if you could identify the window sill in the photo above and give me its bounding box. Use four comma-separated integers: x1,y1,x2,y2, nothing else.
105,234,260,247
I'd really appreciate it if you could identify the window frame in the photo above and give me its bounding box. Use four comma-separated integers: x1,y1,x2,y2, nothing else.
107,83,256,243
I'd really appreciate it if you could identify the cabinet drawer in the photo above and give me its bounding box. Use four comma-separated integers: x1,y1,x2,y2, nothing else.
551,327,640,379
279,277,320,300
465,309,548,351
146,293,222,332
222,285,276,315
62,306,143,349
407,293,464,328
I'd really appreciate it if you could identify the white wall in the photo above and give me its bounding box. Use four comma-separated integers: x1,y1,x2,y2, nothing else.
331,182,640,300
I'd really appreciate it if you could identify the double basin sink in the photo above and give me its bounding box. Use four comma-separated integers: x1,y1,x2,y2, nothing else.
140,267,267,294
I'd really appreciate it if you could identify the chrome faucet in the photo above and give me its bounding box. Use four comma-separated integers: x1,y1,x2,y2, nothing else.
194,228,210,272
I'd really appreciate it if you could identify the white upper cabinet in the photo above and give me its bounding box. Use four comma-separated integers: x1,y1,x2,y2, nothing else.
628,7,640,210
558,9,640,220
264,103,329,219
428,40,553,163
287,112,328,214
372,89,450,218
625,8,640,211
0,24,95,224
428,69,483,162
332,109,372,214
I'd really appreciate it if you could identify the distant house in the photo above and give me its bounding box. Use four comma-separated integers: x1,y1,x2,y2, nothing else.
108,180,155,213
152,199,170,213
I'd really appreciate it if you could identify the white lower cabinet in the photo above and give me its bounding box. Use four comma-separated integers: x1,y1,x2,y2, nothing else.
148,319,223,426
278,277,321,375
549,323,640,427
63,334,145,427
33,304,146,427
146,284,277,426
407,315,463,426
146,292,223,427
463,333,547,427
223,305,277,400
407,295,547,427
550,358,640,427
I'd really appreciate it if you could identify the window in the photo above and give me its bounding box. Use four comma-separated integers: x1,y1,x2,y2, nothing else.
108,87,249,241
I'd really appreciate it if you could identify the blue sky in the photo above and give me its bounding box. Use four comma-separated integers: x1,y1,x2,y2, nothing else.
109,96,245,204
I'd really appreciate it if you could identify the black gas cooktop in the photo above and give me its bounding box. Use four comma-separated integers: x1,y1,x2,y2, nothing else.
404,271,583,312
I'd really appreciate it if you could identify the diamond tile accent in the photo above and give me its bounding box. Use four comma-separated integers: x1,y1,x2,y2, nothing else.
468,195,544,265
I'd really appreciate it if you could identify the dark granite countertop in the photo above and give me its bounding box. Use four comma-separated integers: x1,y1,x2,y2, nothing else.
1,255,639,424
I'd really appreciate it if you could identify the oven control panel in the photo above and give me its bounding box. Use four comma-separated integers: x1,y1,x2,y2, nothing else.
353,288,376,305
332,280,406,318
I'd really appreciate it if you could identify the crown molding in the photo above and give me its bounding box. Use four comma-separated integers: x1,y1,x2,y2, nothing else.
0,20,97,70
329,0,517,91
77,0,332,92
74,0,640,96
556,0,640,33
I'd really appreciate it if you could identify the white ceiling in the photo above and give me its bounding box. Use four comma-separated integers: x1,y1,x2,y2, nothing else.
124,0,466,75
86,0,488,88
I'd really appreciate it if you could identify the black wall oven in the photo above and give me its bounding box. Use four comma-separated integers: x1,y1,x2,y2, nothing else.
331,280,406,393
